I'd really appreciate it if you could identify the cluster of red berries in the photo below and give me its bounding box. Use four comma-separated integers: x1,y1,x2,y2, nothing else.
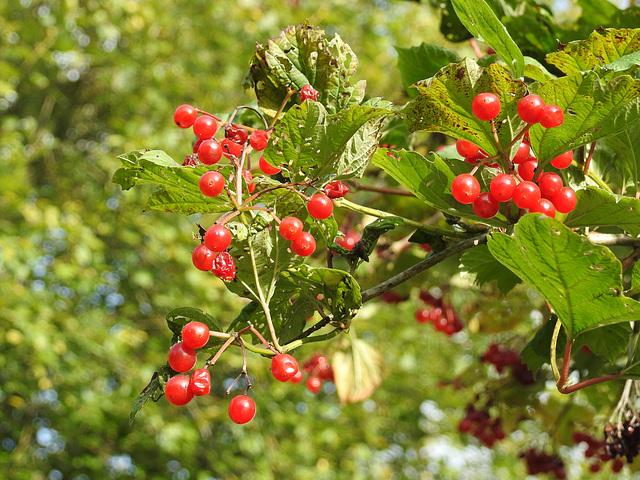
414,290,463,336
571,430,624,473
480,343,536,385
175,85,348,278
288,353,334,394
604,416,640,466
458,403,506,448
521,448,566,479
451,93,576,220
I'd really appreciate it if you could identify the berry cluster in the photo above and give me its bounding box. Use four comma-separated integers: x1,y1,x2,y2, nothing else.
480,343,535,385
176,85,344,279
458,403,506,448
414,290,463,336
451,93,577,220
604,417,640,466
521,448,566,479
572,430,624,473
288,353,334,394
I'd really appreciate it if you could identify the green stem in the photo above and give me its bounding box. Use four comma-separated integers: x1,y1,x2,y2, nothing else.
334,198,472,239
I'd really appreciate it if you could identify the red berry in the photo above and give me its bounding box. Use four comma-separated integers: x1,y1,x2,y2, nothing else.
300,84,319,102
451,174,480,204
473,192,500,219
165,375,194,406
291,232,316,257
551,150,573,169
415,309,430,324
512,142,531,164
189,368,211,396
530,198,556,217
259,156,281,175
307,193,333,219
490,174,517,202
472,93,501,121
289,370,304,384
212,251,236,280
336,231,360,251
174,105,198,128
193,115,219,140
198,139,223,165
551,187,577,213
518,158,540,182
537,172,563,198
517,95,545,123
225,123,249,145
512,181,541,210
182,322,210,349
220,138,243,159
168,342,197,372
456,139,480,158
242,170,255,194
279,217,304,241
199,171,225,197
306,376,323,394
192,139,203,154
192,243,216,271
324,180,349,199
539,104,564,128
204,224,232,252
271,354,299,382
228,395,256,424
250,129,269,151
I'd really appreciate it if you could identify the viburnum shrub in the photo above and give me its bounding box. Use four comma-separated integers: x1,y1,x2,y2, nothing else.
116,15,640,470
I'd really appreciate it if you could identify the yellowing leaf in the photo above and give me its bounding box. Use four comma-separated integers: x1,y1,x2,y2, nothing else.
333,337,385,404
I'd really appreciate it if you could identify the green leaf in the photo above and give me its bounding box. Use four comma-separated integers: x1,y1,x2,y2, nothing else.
546,28,640,75
265,101,392,184
603,123,640,192
245,22,366,117
130,365,172,425
403,59,527,158
521,319,561,376
523,56,557,83
113,150,234,214
633,262,640,291
281,265,362,328
564,187,640,237
165,307,224,344
459,244,521,294
333,336,385,404
329,217,404,269
528,72,640,164
371,148,508,227
394,43,461,99
488,214,640,337
450,0,524,78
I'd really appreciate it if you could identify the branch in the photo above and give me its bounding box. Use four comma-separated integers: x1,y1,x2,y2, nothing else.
587,233,640,247
361,233,488,303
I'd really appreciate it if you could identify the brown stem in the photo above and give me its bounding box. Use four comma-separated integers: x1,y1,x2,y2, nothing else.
349,182,415,197
556,333,573,390
241,182,311,206
583,141,597,175
558,373,622,394
248,322,279,354
290,315,334,342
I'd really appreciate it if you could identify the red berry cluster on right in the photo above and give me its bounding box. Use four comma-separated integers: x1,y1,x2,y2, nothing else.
414,290,463,336
288,353,334,394
458,403,506,448
521,448,566,479
451,93,576,220
480,343,536,385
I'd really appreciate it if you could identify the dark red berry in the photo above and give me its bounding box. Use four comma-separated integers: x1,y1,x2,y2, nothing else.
189,368,211,396
225,123,249,145
324,181,349,199
212,252,236,280
174,104,198,128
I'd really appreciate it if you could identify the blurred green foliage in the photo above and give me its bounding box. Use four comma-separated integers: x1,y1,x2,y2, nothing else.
1,0,638,479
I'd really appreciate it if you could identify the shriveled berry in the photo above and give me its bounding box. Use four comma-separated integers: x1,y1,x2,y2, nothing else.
300,84,319,102
189,368,211,396
324,180,349,199
212,252,236,280
225,123,249,145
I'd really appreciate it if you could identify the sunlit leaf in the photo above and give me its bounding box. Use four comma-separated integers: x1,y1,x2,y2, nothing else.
564,187,640,236
395,43,461,98
333,336,385,404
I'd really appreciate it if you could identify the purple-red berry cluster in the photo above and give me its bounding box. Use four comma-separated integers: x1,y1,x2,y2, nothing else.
414,290,463,336
521,448,566,479
458,403,506,448
480,343,536,386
